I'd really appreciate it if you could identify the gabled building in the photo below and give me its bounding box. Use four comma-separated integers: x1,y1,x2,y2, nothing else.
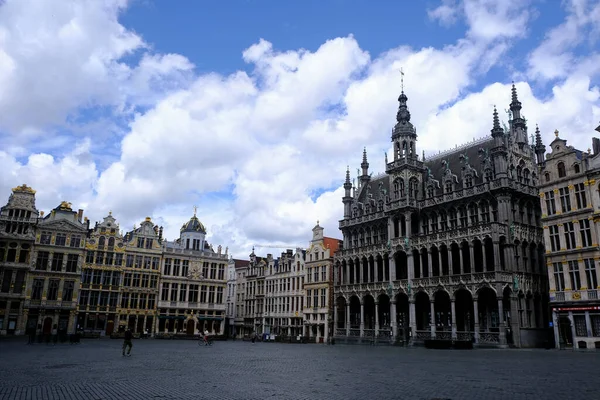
241,249,271,336
120,217,162,334
158,212,229,336
0,184,39,335
26,201,88,338
538,131,600,350
78,212,125,336
231,258,249,336
334,85,549,347
304,223,341,343
265,248,305,338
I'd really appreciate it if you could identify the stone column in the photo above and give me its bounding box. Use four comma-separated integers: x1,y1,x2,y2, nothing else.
409,299,416,342
427,250,433,276
482,242,488,272
510,295,520,347
390,300,397,339
360,300,364,337
493,241,500,271
469,243,475,275
498,297,506,345
447,247,452,276
345,303,350,336
430,300,436,338
473,299,480,343
552,309,560,349
333,300,338,336
389,254,396,282
142,315,147,334
375,302,379,337
451,299,457,339
568,311,577,349
458,246,463,275
407,252,414,281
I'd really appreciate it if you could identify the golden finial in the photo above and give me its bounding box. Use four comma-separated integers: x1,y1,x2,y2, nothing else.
554,129,559,137
145,217,151,222
40,211,44,217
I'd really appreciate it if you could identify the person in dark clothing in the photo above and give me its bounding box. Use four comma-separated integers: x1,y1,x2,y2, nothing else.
122,328,133,356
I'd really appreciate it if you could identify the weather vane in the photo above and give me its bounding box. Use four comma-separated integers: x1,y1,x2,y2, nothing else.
400,67,405,92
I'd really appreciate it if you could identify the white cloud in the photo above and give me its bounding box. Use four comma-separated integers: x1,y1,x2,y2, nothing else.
1,0,599,260
527,0,600,81
0,0,192,137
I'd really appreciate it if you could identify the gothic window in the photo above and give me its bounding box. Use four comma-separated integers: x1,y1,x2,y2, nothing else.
98,236,105,247
108,237,115,249
365,205,370,214
459,206,467,227
485,169,493,182
431,213,438,233
393,180,399,198
523,169,530,185
516,166,523,183
464,175,473,188
480,201,490,223
445,180,452,193
557,162,566,178
449,208,458,229
421,215,430,235
409,178,419,198
440,211,448,230
468,203,478,224
427,185,434,198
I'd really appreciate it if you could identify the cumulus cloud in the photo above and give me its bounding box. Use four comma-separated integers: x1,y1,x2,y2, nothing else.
1,0,599,260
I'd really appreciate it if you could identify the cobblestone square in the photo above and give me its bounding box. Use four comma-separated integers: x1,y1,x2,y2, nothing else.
1,339,599,400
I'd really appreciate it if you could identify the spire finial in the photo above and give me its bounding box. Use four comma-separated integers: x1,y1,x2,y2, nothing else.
317,219,319,225
193,205,197,216
554,129,559,137
400,67,404,93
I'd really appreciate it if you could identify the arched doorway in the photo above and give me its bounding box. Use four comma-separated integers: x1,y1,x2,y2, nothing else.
377,294,391,336
43,317,53,335
478,287,500,344
336,297,346,333
558,315,573,348
434,290,451,339
414,291,430,340
454,289,474,341
395,293,410,343
186,319,196,336
363,295,375,337
349,296,361,335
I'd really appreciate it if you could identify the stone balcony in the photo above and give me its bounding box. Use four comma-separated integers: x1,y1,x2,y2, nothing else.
552,289,599,303
24,299,77,309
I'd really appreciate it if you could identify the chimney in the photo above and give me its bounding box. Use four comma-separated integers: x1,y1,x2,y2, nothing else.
77,209,83,222
593,137,600,156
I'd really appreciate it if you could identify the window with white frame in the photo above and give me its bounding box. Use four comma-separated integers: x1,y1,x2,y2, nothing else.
549,225,561,252
553,262,565,291
545,191,557,215
559,187,571,212
584,258,597,289
563,222,576,249
579,219,592,247
574,183,587,209
568,260,581,290
574,315,587,337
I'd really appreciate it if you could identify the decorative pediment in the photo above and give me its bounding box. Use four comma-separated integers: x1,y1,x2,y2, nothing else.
38,219,86,233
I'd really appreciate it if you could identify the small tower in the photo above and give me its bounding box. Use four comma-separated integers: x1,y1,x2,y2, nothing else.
534,125,546,164
490,106,508,178
343,167,353,218
360,147,370,186
391,88,417,161
510,83,528,146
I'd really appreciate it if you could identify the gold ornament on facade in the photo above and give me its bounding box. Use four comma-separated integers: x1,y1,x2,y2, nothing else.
12,184,36,194
572,292,581,300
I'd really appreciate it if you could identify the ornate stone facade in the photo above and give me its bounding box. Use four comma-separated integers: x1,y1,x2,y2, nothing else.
303,223,341,343
538,131,600,349
334,85,550,348
119,217,162,334
0,185,39,335
77,212,125,336
157,212,229,336
25,201,88,338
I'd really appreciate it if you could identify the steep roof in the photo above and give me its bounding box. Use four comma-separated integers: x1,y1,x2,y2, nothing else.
424,137,494,182
323,237,341,254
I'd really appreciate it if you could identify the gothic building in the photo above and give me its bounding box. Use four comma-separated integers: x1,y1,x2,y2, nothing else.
26,201,88,338
0,185,39,335
78,212,125,336
334,85,549,348
158,211,229,336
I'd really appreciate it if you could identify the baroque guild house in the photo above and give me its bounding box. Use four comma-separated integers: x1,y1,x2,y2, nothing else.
334,85,549,348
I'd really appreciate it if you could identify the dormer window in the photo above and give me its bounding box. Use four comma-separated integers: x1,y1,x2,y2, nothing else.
464,175,473,188
485,169,493,182
445,181,452,193
427,186,434,198
557,162,566,178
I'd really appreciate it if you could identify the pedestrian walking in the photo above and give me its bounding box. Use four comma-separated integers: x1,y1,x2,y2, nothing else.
122,328,133,357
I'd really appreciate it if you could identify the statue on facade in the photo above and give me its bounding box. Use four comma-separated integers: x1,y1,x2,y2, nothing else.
217,245,222,254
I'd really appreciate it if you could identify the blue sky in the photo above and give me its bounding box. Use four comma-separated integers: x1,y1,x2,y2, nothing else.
0,0,599,258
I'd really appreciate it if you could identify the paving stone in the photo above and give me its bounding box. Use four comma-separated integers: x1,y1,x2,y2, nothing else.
0,339,599,400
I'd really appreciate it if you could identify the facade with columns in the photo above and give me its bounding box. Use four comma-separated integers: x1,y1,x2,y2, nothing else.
539,130,600,350
77,212,125,336
0,185,40,335
157,213,229,336
25,201,88,338
264,248,305,338
333,85,550,348
303,223,341,343
119,217,162,334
